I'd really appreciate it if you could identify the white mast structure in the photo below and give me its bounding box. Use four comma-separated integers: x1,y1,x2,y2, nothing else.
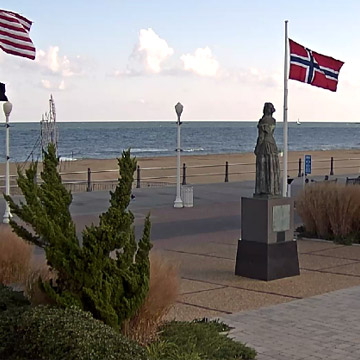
40,94,58,157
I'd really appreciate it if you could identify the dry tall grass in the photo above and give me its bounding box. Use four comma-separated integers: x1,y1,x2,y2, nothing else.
25,259,55,306
1,226,180,339
123,252,180,345
297,183,360,240
0,224,55,304
0,225,33,285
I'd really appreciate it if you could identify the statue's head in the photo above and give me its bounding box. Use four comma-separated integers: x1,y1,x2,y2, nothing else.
263,102,275,116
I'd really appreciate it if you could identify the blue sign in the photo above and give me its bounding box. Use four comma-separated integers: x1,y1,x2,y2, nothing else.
304,155,312,175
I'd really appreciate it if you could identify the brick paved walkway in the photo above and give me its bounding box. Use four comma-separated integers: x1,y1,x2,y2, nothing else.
221,285,360,360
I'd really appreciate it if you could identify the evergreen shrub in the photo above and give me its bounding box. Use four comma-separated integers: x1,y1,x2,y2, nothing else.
4,144,152,329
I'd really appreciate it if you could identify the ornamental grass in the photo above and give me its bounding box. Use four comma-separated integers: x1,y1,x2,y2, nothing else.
0,225,33,285
24,259,55,306
296,182,360,242
123,252,180,345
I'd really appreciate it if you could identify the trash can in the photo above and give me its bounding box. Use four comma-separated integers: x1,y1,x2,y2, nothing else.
287,178,294,198
181,185,193,207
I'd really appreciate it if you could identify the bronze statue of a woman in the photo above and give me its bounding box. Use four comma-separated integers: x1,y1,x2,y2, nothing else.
254,102,281,197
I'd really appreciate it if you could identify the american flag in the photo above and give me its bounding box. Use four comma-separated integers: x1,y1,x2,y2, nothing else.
289,39,344,92
0,9,36,60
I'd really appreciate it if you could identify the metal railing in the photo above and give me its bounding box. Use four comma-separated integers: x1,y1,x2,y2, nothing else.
1,156,359,194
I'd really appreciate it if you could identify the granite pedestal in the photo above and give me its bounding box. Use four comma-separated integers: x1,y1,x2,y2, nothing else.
235,196,299,281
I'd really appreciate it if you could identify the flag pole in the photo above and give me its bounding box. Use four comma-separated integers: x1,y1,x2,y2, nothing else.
282,20,289,197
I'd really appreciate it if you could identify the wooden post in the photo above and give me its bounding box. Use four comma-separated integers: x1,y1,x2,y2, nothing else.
225,161,229,182
87,168,91,192
136,165,141,188
330,157,334,175
298,158,302,177
182,163,186,185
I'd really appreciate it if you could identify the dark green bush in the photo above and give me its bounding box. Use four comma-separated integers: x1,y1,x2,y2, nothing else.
0,305,149,360
148,319,256,360
0,284,29,312
5,145,152,329
192,317,231,332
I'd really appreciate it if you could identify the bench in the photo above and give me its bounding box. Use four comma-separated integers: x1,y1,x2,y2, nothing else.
346,176,360,185
308,176,337,184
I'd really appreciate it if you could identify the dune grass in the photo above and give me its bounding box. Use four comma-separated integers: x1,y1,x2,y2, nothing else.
0,225,33,285
296,183,360,243
123,252,180,345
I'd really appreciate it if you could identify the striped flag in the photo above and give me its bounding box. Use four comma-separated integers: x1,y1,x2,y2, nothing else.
0,9,36,60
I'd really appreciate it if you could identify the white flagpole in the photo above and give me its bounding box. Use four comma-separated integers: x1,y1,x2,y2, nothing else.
282,20,289,197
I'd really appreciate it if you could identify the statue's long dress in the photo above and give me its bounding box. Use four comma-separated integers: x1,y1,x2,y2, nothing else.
254,122,281,196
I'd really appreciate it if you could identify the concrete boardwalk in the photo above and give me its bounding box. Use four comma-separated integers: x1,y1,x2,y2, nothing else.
221,286,360,359
2,177,360,358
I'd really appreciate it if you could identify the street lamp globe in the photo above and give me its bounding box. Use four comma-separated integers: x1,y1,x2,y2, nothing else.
175,102,183,120
3,101,12,116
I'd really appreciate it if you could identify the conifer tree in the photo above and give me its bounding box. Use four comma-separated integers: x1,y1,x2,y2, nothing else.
4,144,152,329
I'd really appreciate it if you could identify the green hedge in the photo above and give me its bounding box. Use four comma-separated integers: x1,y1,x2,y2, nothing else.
0,287,256,360
0,304,148,360
0,284,30,312
148,319,256,360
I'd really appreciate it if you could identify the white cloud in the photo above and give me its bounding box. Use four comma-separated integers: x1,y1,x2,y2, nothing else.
36,46,83,77
58,80,66,90
40,79,66,90
181,47,219,77
41,79,52,89
223,66,281,87
137,28,174,73
118,28,174,76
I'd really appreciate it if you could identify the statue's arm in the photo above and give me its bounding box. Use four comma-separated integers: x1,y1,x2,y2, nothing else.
262,124,271,134
254,125,265,155
258,124,266,140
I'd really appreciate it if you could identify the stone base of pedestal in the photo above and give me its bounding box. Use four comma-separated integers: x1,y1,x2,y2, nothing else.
235,196,299,281
235,240,300,281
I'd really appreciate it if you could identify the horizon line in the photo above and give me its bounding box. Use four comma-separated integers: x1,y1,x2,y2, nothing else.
5,119,360,123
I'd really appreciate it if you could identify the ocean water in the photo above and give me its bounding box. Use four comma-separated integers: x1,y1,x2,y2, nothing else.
0,121,359,163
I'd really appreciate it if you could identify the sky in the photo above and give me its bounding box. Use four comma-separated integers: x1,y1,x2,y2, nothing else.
0,0,359,122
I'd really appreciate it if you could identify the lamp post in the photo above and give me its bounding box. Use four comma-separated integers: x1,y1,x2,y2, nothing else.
3,101,12,223
174,102,183,208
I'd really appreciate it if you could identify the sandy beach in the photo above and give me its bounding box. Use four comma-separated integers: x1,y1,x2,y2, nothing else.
1,149,359,192
59,149,360,185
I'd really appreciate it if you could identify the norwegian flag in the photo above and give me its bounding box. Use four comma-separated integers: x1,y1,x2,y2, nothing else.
289,39,344,92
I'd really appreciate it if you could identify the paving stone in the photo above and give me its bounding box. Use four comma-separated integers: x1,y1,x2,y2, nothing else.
219,285,360,359
299,253,355,270
325,261,360,276
179,286,291,313
297,239,342,254
179,278,225,295
165,302,223,322
314,245,360,260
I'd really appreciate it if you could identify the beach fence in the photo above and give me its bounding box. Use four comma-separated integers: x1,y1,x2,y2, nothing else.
1,156,360,194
